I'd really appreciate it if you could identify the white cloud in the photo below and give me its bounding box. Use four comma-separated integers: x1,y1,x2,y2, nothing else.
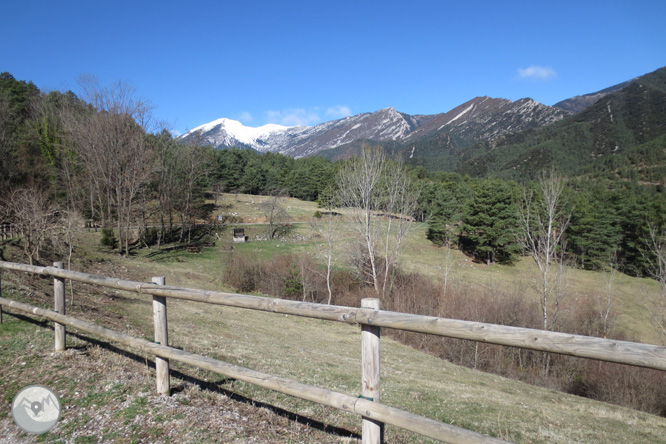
265,108,321,126
169,129,182,137
237,111,253,123
517,65,557,81
326,105,352,119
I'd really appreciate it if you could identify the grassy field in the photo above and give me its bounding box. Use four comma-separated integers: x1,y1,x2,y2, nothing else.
1,192,665,443
212,193,663,343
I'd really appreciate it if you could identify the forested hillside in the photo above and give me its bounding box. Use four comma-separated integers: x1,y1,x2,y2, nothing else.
3,71,666,420
426,67,666,180
2,71,666,276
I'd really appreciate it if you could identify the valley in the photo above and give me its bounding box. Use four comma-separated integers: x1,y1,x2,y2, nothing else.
1,193,666,443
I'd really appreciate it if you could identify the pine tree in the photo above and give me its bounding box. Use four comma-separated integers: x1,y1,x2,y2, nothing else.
460,179,519,264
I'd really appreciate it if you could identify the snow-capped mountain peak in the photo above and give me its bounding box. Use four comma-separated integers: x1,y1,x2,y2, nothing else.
181,98,566,158
186,118,296,149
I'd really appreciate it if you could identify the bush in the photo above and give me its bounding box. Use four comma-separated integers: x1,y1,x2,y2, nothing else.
141,227,159,246
221,250,666,416
223,254,259,293
100,228,117,250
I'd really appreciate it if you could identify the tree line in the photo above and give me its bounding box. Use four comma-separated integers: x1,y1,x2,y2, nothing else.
1,71,665,286
0,73,339,259
422,171,666,276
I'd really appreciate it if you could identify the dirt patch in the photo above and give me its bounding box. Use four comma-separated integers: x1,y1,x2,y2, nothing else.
0,325,360,443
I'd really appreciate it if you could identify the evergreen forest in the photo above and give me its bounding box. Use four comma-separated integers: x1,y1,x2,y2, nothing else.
1,71,666,277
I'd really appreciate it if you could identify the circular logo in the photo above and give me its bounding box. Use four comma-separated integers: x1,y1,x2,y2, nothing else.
11,385,61,434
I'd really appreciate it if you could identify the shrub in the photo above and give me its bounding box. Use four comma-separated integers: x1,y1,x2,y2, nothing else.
141,227,158,247
100,228,117,250
221,250,666,416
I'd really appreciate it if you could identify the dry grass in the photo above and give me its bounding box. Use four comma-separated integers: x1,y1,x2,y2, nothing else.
208,194,664,345
397,223,663,344
2,247,666,443
212,193,321,224
1,193,666,442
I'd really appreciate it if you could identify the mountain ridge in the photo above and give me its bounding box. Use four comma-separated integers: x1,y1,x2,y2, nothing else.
181,98,565,158
180,66,666,181
450,66,666,179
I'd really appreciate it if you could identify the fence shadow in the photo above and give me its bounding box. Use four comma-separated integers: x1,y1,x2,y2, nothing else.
64,329,361,441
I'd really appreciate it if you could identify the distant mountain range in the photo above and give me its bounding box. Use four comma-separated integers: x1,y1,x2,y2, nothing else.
181,66,666,180
182,97,566,158
450,67,666,179
183,107,423,158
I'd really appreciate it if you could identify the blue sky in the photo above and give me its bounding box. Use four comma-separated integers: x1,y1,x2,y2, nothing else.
2,0,665,135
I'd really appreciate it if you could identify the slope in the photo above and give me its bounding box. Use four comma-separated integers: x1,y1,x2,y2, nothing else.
553,79,634,114
2,207,666,443
450,67,666,180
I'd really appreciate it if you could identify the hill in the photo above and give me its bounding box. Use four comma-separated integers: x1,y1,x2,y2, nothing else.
2,193,666,442
552,79,634,114
448,67,666,180
1,226,666,443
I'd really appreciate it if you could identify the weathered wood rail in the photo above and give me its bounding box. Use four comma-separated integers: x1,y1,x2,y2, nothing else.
1,260,666,444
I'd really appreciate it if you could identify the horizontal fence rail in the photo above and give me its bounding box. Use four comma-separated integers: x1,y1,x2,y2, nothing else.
2,261,666,371
2,260,666,443
0,297,506,444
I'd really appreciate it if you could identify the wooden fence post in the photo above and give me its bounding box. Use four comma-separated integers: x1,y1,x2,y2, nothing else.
152,276,170,395
53,262,66,351
361,298,383,444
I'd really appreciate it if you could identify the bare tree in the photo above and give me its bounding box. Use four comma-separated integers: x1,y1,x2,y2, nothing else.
177,144,213,244
380,157,420,297
2,187,59,265
337,147,419,300
338,147,384,294
63,77,155,254
439,232,458,302
516,171,572,332
54,210,84,270
152,132,180,246
644,225,666,341
309,199,340,305
263,191,291,240
597,252,619,338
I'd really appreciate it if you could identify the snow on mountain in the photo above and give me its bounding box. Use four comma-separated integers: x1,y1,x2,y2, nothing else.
180,99,565,158
181,107,419,157
184,118,299,151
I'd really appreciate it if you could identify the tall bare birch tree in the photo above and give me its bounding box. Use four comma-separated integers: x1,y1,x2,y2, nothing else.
516,171,571,332
309,194,339,305
337,147,419,300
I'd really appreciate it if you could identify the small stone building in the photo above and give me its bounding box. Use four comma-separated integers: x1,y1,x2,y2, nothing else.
233,228,247,243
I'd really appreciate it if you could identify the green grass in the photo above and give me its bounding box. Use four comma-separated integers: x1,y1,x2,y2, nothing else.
2,192,666,442
89,279,665,443
214,193,321,224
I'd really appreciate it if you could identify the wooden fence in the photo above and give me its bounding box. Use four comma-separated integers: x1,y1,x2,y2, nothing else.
1,260,666,444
